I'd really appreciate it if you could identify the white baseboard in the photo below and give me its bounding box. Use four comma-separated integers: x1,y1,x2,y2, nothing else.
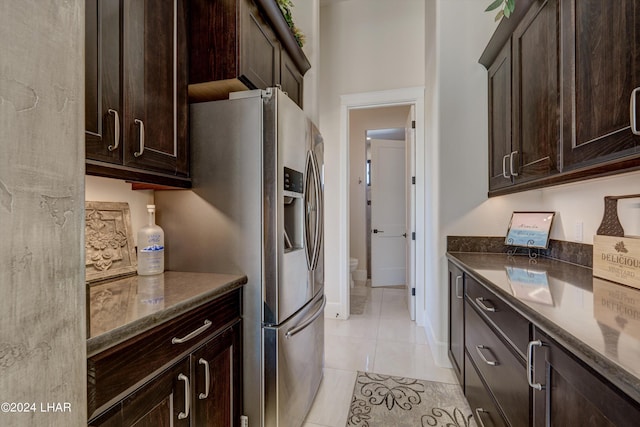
353,269,367,281
424,317,452,368
325,301,348,320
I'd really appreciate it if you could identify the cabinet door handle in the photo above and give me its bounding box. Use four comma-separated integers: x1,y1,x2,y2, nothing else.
475,345,499,366
475,408,489,427
455,275,463,299
133,118,145,157
630,88,640,135
509,151,519,176
527,340,545,391
198,358,210,400
475,297,496,312
502,154,510,178
172,320,212,344
177,373,190,420
107,109,120,152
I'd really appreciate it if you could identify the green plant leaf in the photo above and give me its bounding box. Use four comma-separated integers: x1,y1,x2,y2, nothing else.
485,0,505,12
506,0,516,13
495,9,505,21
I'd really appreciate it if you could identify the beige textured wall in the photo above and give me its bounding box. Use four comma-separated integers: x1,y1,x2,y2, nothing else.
0,1,86,425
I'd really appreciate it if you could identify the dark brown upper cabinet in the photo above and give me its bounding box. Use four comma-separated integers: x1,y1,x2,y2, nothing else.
488,40,514,191
512,0,559,184
560,0,640,170
85,0,190,188
481,0,640,196
187,0,310,107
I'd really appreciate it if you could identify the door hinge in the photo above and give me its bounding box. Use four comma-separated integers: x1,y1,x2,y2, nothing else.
240,415,249,427
411,120,416,129
411,176,415,185
412,232,416,241
411,288,416,296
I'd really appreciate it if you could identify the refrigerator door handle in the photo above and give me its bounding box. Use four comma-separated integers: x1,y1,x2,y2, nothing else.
310,151,322,270
285,295,326,339
304,150,316,270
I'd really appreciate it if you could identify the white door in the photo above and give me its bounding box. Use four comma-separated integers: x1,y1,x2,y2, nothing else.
371,139,406,287
405,107,416,320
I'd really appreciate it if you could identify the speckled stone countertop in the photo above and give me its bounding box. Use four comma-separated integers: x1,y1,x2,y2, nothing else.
447,252,640,404
87,271,247,357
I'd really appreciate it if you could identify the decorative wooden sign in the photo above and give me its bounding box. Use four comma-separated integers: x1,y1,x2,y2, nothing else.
85,201,137,283
593,194,640,290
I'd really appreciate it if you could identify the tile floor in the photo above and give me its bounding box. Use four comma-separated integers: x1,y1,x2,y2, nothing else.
303,281,458,427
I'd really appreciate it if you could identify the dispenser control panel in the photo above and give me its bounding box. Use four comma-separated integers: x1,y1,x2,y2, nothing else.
284,167,303,194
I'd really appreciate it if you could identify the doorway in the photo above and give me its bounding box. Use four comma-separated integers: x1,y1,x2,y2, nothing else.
337,87,426,327
348,104,416,320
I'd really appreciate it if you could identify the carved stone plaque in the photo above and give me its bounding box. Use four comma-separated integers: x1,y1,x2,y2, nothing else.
85,201,137,282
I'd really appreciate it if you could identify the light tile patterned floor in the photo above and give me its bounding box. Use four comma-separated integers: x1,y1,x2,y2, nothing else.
303,281,458,427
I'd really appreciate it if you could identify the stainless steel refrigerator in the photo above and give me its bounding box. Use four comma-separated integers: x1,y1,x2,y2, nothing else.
155,88,325,427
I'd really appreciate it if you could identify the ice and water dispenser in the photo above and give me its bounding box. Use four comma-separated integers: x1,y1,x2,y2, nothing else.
283,167,304,252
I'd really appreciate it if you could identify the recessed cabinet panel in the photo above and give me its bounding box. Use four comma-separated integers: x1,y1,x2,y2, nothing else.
448,262,465,386
280,50,303,107
85,0,122,165
488,40,513,191
464,353,508,427
532,328,640,427
123,0,188,175
512,0,559,183
465,305,529,427
240,1,279,90
561,0,640,169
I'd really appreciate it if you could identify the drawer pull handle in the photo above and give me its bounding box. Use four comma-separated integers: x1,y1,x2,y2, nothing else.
475,297,496,312
475,408,489,427
177,373,190,420
527,340,545,391
172,320,212,344
455,275,463,299
198,358,210,400
475,345,499,366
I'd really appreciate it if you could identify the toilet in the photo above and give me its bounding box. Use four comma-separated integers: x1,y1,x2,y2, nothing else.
349,257,358,288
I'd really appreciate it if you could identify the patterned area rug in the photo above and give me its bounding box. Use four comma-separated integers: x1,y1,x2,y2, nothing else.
346,372,476,427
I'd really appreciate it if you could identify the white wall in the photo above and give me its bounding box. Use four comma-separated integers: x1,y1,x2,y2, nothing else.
295,0,321,124
349,106,410,278
85,176,154,246
320,0,425,318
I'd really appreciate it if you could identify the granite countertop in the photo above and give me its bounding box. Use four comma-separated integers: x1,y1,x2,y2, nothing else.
87,271,247,357
447,251,640,404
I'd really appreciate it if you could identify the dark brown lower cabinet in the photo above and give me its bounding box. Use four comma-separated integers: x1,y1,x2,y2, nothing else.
464,352,507,427
448,262,465,386
89,358,190,427
465,305,529,427
192,324,242,427
531,328,640,427
88,289,242,426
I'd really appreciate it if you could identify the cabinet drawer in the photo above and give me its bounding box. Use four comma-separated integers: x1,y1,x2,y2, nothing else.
466,275,530,356
88,288,241,418
464,352,507,427
466,304,529,427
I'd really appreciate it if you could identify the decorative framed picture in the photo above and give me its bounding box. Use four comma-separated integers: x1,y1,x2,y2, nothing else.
505,211,555,249
85,201,137,283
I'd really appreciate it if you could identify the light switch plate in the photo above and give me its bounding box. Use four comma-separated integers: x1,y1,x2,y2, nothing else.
574,221,583,242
